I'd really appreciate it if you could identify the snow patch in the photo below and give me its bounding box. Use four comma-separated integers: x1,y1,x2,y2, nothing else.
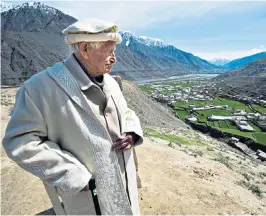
137,36,168,47
0,2,16,13
1,1,58,15
28,1,35,7
120,30,168,48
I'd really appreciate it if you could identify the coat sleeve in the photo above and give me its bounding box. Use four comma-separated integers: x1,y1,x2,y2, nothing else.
2,86,91,196
120,95,144,146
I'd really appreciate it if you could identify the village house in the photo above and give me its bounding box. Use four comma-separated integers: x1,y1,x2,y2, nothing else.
208,115,247,122
191,104,228,111
232,110,247,116
235,120,256,132
186,116,198,122
208,115,233,121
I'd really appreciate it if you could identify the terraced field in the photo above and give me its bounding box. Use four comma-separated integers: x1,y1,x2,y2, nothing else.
138,81,266,146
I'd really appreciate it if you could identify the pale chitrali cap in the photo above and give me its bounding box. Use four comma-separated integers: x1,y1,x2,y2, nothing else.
62,18,122,45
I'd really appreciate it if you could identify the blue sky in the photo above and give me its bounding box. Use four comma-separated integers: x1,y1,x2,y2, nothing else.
4,1,266,60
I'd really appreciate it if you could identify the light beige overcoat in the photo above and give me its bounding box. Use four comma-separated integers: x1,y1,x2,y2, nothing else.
2,61,143,215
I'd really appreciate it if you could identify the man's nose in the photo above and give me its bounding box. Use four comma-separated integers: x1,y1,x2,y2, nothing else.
110,53,116,64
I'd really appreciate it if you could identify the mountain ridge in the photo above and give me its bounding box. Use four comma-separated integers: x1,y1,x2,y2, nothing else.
217,56,266,79
222,51,266,70
1,2,220,85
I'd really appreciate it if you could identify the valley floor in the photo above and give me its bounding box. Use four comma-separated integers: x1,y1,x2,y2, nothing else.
1,88,266,215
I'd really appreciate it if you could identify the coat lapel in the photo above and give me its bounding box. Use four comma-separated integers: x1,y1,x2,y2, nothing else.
103,76,123,133
47,62,92,115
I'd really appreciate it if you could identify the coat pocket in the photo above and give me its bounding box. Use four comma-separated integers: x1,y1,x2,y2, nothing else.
61,191,96,215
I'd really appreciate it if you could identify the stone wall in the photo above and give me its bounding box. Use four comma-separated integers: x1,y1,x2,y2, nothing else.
188,121,266,152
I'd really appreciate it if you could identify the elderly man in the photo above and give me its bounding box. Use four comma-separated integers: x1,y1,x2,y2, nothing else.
2,18,143,215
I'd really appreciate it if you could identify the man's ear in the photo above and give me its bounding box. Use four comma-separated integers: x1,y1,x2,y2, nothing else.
79,42,89,59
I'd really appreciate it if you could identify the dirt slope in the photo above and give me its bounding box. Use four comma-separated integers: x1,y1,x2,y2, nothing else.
137,136,266,214
1,87,266,215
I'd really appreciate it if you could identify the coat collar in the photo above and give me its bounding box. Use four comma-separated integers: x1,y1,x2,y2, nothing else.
46,60,119,117
63,54,97,91
63,54,114,102
47,62,90,112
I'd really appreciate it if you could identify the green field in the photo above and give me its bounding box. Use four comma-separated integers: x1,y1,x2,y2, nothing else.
138,85,154,94
175,110,188,120
207,121,214,127
206,121,266,145
173,100,210,108
173,98,265,143
214,121,219,128
197,114,207,123
138,83,266,145
173,101,188,108
196,109,233,123
249,122,263,132
144,127,201,146
173,97,253,113
138,80,204,95
253,133,266,145
161,89,174,94
213,98,252,112
227,121,238,129
219,128,255,140
173,100,209,108
158,80,199,88
252,104,266,114
218,121,228,128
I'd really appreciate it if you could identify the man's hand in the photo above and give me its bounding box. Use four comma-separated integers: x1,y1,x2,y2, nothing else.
80,184,89,192
112,133,136,151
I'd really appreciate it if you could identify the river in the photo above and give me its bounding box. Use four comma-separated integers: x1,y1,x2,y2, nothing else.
133,73,220,84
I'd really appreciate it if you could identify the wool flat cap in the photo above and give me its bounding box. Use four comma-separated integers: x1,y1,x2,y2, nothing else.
62,18,122,45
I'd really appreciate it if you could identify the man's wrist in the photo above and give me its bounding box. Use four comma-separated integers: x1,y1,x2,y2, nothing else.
127,132,139,144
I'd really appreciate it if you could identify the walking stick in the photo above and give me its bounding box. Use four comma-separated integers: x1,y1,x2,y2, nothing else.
89,179,101,215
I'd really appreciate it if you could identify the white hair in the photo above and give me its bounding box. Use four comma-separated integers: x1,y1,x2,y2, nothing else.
68,26,117,54
69,41,104,54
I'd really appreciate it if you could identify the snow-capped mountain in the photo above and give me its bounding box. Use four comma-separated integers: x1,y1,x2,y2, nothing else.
0,2,16,13
115,31,219,74
138,36,167,47
0,1,58,14
1,1,75,32
120,31,168,48
209,58,230,66
1,2,219,85
1,1,57,14
1,2,77,85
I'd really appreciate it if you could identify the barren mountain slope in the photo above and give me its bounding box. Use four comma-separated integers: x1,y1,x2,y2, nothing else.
1,84,266,215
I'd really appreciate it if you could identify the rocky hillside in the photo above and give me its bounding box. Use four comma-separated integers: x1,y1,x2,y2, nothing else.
1,2,219,85
113,31,218,73
222,52,266,70
1,2,77,85
211,56,266,99
1,2,75,32
217,56,266,79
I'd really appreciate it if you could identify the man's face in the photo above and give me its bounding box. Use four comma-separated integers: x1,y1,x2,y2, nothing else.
87,41,116,76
